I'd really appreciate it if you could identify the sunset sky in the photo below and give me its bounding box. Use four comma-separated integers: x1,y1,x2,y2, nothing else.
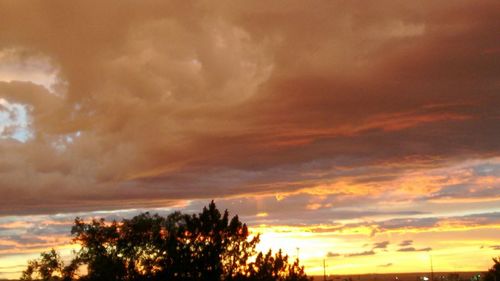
0,1,499,279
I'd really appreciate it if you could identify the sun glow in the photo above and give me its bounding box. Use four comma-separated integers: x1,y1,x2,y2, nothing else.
250,224,499,276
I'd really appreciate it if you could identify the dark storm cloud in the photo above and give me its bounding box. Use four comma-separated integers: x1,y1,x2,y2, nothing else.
0,0,498,215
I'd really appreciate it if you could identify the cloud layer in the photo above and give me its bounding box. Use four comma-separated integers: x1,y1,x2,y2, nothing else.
0,0,498,214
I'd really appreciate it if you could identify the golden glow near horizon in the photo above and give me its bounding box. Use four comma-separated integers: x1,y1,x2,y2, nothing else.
253,224,500,276
1,218,499,279
0,0,499,279
1,202,499,279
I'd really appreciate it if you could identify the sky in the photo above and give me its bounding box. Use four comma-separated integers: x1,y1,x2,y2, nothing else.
0,0,499,278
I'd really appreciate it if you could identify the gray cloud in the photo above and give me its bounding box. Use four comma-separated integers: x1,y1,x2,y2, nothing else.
397,247,432,252
376,218,439,231
0,244,15,251
345,250,376,257
5,235,46,245
373,241,390,249
307,212,500,236
399,240,413,247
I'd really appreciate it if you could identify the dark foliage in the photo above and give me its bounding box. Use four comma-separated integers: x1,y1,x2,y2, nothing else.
21,201,311,281
484,257,500,281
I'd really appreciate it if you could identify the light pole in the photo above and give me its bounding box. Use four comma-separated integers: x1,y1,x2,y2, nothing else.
323,258,327,281
430,254,434,281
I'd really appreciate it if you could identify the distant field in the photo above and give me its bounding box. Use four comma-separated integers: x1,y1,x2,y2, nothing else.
312,272,485,281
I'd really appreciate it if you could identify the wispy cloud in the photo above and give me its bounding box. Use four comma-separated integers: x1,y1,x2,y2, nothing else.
397,247,432,252
345,250,376,257
399,240,413,247
373,241,390,249
491,245,500,250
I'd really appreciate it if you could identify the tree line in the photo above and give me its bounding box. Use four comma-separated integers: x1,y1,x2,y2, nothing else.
21,201,311,281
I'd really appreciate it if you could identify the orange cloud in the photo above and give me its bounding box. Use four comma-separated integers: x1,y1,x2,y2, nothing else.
0,0,497,214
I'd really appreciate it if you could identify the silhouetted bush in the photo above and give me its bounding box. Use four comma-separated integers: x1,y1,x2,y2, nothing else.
21,201,311,281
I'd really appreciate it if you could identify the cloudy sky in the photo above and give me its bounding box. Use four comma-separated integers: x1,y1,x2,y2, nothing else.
0,0,499,278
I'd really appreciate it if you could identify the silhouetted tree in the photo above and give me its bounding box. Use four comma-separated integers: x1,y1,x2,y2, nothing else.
20,249,65,281
484,257,500,281
243,250,310,281
71,217,126,281
21,201,310,281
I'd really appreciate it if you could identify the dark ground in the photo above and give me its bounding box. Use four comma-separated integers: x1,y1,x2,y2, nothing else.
0,271,485,281
312,272,485,281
